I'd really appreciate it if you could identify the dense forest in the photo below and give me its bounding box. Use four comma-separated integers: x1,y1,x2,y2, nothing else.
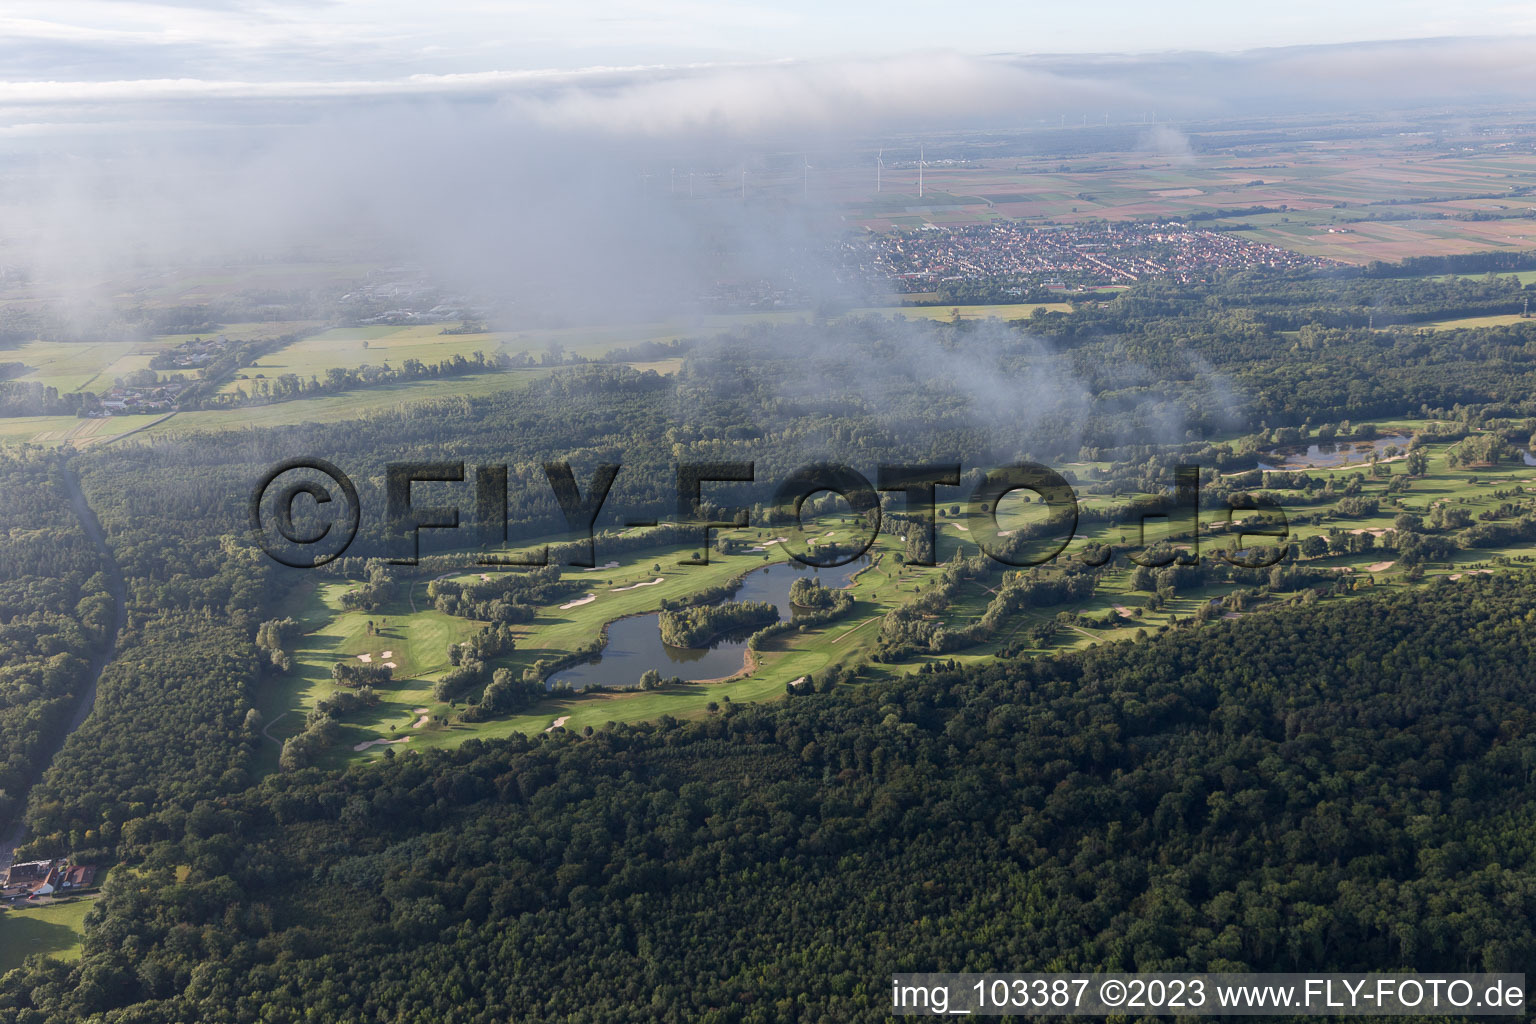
1,578,1533,1021
5,261,1536,1020
0,451,114,839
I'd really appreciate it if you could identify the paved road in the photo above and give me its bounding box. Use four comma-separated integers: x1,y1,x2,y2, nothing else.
0,464,127,874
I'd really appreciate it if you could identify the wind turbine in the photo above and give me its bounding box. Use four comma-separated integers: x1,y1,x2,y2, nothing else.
918,145,925,199
876,148,884,193
803,154,811,200
740,168,746,200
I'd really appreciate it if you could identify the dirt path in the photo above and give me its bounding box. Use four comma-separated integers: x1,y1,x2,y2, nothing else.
98,410,177,447
260,711,288,746
830,615,881,645
0,464,128,871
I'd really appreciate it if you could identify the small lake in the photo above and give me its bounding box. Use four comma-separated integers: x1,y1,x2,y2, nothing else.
1257,434,1411,471
546,557,865,690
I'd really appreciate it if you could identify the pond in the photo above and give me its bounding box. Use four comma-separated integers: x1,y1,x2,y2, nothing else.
546,557,866,690
1257,434,1411,471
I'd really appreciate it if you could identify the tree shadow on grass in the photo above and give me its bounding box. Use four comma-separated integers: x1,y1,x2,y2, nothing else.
0,909,81,973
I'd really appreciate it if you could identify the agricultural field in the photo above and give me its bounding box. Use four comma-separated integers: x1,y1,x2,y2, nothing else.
220,324,513,396
1231,218,1536,264
0,412,170,447
151,321,322,348
476,303,1068,362
0,340,159,394
260,422,1536,772
832,124,1536,263
153,371,555,436
1417,313,1532,331
0,303,1071,448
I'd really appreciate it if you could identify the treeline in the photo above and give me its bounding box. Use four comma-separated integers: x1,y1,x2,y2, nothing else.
427,564,580,622
12,452,289,859
458,667,546,722
0,380,90,417
5,578,1536,1020
0,452,112,838
658,600,778,647
18,613,261,862
222,350,517,407
433,623,518,703
878,554,1099,658
748,579,856,650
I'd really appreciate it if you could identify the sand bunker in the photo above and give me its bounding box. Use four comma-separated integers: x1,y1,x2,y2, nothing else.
382,661,397,669
560,594,596,610
612,576,665,592
1364,561,1396,573
748,537,790,551
950,523,970,532
381,650,393,658
355,653,372,663
545,716,570,732
353,736,412,752
412,715,429,729
479,574,491,581
581,562,621,572
1450,570,1494,580
1113,605,1134,617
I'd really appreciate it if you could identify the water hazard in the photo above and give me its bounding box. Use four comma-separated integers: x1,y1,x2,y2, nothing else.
547,558,865,690
1257,434,1411,471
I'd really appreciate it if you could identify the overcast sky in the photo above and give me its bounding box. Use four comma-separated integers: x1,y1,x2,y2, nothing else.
3,2,1535,331
4,0,1536,86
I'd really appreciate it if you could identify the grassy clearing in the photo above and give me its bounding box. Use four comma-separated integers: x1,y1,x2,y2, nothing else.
0,896,97,971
